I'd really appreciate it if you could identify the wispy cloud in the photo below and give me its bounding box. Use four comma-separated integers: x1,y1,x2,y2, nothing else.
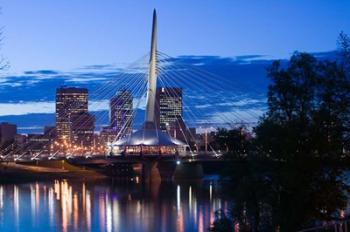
209,108,265,124
24,70,60,75
0,96,148,116
0,52,338,134
0,101,55,116
65,77,109,83
82,64,116,70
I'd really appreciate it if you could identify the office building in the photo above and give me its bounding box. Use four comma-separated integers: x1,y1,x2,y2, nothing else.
27,134,51,153
110,89,133,138
55,87,88,143
0,122,17,145
155,87,183,131
71,112,95,146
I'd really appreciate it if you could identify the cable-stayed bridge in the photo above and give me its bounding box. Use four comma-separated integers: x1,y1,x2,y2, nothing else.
0,10,264,181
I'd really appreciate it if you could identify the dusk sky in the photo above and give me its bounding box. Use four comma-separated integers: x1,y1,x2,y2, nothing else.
1,0,349,73
0,0,349,133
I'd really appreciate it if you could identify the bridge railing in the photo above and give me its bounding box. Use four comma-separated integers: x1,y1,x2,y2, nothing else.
0,150,224,162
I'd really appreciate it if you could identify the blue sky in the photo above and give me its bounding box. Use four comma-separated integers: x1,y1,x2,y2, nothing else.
1,0,349,73
0,1,348,133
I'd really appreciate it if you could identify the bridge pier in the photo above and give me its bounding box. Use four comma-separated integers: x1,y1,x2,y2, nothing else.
157,161,177,181
142,161,161,183
141,161,204,182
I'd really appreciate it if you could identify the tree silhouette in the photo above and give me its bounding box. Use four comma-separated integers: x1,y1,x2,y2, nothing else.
211,32,350,232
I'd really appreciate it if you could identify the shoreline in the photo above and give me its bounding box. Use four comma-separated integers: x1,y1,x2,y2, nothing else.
0,161,108,183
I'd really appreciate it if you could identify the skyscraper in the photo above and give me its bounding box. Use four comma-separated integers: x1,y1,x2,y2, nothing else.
0,122,17,145
110,89,133,138
155,87,183,131
71,112,95,146
55,87,88,143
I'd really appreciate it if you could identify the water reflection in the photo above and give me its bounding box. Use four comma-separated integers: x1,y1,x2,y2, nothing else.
0,186,3,209
13,185,19,229
210,161,350,232
0,179,229,232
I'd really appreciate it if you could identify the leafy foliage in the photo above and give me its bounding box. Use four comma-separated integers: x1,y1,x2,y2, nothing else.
211,32,350,232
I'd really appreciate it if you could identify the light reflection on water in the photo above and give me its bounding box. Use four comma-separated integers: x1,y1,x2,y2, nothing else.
0,179,230,232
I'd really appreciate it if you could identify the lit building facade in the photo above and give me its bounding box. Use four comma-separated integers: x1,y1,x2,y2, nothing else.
110,89,133,139
27,134,51,153
155,87,183,131
0,122,17,155
55,87,88,143
71,112,95,146
100,126,117,144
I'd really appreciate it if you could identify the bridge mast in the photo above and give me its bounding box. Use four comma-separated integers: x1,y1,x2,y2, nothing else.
145,9,157,124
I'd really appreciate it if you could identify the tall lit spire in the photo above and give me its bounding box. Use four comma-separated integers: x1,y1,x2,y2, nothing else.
114,9,186,149
145,9,157,123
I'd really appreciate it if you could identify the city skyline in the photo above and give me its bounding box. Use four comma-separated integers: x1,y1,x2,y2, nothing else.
0,5,347,137
0,1,349,134
0,51,338,134
0,8,215,159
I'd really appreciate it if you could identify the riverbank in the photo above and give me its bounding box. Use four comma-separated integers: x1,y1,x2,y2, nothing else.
0,161,107,183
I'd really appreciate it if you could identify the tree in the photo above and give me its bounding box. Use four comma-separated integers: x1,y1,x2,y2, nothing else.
337,31,350,150
214,127,251,159
256,52,320,160
256,49,350,160
212,35,350,232
312,61,350,158
337,31,350,75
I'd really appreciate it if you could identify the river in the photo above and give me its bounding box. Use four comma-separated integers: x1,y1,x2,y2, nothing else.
0,177,230,232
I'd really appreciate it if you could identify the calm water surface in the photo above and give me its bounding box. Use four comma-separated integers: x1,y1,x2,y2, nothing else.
0,178,230,232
